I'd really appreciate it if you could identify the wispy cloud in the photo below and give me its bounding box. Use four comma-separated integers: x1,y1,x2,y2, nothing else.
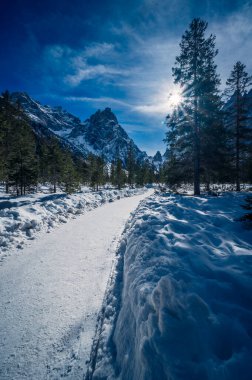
65,95,131,108
65,64,128,86
43,42,130,87
83,42,115,58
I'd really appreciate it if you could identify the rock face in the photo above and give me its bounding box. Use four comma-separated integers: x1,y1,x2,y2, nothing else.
69,107,148,164
152,150,164,169
10,92,148,164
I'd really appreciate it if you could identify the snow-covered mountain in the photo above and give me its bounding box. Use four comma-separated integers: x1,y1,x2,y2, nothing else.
10,92,148,164
69,107,148,164
152,150,164,169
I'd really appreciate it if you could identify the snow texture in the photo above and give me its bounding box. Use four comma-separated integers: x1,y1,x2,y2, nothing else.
93,192,252,380
0,187,146,260
0,190,152,380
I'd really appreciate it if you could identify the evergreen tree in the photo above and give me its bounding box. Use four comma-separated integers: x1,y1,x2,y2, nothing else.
0,91,38,195
126,141,135,187
88,154,105,191
110,161,116,186
224,62,252,191
0,91,15,192
61,152,80,193
115,158,125,190
46,138,65,193
103,163,110,184
165,108,194,187
200,62,231,189
135,161,154,186
172,18,220,194
8,117,38,195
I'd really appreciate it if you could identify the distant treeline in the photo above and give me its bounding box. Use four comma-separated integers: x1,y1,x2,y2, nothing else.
0,92,158,195
164,18,252,194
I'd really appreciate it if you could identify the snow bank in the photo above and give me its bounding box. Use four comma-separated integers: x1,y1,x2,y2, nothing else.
0,187,146,259
93,192,252,380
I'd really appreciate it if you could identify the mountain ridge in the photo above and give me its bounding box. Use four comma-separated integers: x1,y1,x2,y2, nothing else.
10,92,149,165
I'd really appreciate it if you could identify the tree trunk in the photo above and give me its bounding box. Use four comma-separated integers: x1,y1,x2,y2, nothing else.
194,96,200,196
236,92,241,192
206,180,210,192
192,34,200,196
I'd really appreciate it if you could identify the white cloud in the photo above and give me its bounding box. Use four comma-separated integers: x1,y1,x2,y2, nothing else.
83,42,115,58
65,95,131,108
65,64,128,86
43,42,128,87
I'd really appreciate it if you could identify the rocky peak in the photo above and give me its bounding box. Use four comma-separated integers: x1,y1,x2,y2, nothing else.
9,92,148,164
88,107,118,126
153,151,163,162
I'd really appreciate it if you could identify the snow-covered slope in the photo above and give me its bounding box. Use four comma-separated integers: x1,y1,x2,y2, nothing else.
92,192,252,380
10,92,148,164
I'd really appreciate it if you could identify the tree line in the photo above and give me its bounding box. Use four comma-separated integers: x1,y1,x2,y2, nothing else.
0,92,156,195
164,18,252,194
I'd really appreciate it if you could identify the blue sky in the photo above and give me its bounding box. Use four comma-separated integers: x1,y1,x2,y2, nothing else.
1,0,252,155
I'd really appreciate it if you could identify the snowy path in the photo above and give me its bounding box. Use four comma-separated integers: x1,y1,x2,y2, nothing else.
0,190,151,380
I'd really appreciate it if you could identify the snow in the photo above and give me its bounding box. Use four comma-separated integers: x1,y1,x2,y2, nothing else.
92,192,252,380
0,189,152,380
0,187,147,260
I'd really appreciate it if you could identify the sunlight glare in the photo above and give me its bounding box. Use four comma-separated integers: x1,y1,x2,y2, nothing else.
168,89,182,107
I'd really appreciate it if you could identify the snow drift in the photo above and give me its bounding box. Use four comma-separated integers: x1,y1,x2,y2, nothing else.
0,187,145,260
93,192,252,380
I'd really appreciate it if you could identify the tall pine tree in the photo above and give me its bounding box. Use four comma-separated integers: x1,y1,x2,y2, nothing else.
171,18,221,194
126,141,136,188
0,92,38,195
224,62,252,191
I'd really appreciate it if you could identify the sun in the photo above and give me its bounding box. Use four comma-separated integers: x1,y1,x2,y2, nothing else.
168,89,182,107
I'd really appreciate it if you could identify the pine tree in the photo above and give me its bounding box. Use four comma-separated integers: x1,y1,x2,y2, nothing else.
172,18,220,194
115,158,124,190
126,141,135,188
88,154,105,191
8,118,38,195
165,108,194,187
0,92,38,195
110,161,116,186
199,59,231,189
224,62,252,191
46,138,64,193
61,152,80,193
0,91,14,192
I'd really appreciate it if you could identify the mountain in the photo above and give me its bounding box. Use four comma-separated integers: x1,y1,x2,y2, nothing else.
152,150,164,169
10,92,148,165
69,107,148,164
